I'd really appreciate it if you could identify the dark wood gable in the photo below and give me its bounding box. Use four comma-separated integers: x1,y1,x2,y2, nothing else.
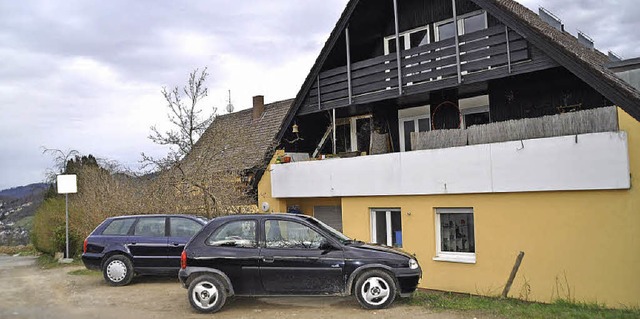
275,0,640,145
295,0,558,117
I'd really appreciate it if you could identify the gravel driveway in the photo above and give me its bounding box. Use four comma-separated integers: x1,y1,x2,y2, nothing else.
0,255,471,319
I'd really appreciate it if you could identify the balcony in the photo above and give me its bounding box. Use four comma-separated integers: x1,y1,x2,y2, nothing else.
298,24,555,115
270,130,630,199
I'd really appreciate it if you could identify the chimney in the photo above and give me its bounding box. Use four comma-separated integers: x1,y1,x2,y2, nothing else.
252,95,265,120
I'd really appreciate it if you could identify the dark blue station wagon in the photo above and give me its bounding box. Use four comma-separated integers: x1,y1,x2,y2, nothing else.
82,214,207,286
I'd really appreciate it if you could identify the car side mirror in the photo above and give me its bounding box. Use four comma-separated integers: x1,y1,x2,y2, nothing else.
319,241,337,252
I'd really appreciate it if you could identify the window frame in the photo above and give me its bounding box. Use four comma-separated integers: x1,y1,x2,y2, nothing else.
334,115,372,153
434,10,488,42
168,217,203,238
206,219,258,249
383,25,431,55
398,105,431,152
132,216,167,238
370,209,402,247
434,208,476,264
459,95,491,128
263,219,329,250
101,218,135,236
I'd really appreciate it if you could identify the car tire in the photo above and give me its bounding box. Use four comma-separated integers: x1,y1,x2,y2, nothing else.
188,275,227,313
102,255,134,286
354,270,397,309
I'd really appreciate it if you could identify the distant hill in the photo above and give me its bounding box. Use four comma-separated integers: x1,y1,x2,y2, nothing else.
0,183,50,245
0,183,49,201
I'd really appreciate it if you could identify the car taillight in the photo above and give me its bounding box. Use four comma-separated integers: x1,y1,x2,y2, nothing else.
181,250,187,269
83,238,88,253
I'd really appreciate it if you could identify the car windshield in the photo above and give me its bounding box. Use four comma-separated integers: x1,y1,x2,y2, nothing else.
304,216,352,244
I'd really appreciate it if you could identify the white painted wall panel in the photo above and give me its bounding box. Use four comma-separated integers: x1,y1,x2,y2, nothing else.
270,132,630,198
491,132,631,192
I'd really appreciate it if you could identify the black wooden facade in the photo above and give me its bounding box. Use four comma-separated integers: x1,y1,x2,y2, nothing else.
280,0,612,155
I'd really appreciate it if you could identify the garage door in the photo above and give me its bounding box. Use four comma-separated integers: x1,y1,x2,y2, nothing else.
313,206,343,232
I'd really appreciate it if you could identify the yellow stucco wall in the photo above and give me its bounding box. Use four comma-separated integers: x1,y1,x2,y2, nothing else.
257,108,640,307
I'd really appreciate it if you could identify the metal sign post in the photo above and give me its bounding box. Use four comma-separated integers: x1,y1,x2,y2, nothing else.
57,175,77,262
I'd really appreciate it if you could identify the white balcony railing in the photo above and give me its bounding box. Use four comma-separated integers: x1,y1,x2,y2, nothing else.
270,132,630,198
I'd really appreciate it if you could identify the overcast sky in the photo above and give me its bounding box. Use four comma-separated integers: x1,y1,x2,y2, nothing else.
1,0,638,190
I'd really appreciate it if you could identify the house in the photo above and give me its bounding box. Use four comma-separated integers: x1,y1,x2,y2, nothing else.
256,0,640,308
176,96,292,212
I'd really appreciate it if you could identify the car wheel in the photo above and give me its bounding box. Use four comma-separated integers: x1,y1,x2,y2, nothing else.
354,270,397,309
102,255,134,286
188,275,227,313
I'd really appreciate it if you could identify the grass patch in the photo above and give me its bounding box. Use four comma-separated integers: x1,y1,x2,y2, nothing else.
68,269,100,276
0,244,38,256
409,290,640,319
36,254,82,269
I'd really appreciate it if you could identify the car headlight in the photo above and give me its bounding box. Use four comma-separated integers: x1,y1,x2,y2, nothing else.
408,258,419,270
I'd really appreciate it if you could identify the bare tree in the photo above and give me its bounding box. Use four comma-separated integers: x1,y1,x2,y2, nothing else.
141,67,216,171
42,147,80,183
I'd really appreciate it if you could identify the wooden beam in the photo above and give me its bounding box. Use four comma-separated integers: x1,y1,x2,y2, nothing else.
346,26,353,104
393,0,403,95
452,0,462,84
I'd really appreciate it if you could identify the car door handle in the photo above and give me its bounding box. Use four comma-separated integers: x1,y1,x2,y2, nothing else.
171,242,183,246
263,257,274,263
129,243,137,246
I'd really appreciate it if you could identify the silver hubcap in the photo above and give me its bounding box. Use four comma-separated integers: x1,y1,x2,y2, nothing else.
106,260,127,282
361,277,391,306
192,281,219,309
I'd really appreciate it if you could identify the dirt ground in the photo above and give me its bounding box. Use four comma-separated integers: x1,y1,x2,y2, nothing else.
0,255,477,319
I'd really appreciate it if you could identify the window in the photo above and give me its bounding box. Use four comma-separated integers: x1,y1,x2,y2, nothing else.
207,220,257,248
434,11,488,41
133,217,166,237
265,220,326,249
370,209,402,248
332,115,371,154
170,217,203,238
384,25,432,85
384,25,430,55
435,208,476,263
460,95,491,128
102,218,135,236
398,105,431,152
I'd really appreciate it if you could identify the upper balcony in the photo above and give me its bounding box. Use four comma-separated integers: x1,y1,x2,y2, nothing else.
271,106,629,199
298,24,556,116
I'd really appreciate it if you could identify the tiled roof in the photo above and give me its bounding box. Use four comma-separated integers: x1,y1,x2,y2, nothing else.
182,98,294,174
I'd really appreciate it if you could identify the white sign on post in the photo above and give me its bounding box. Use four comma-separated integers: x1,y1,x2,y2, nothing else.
56,174,77,262
57,175,78,194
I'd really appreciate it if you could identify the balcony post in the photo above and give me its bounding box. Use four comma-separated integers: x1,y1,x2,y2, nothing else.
505,26,512,73
332,109,337,154
346,26,353,104
317,75,322,110
452,0,462,84
393,0,403,95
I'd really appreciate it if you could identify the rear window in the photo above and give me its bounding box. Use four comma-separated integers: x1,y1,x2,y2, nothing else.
101,218,135,236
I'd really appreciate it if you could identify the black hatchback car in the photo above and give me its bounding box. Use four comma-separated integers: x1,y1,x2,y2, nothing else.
82,214,207,286
179,214,421,313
